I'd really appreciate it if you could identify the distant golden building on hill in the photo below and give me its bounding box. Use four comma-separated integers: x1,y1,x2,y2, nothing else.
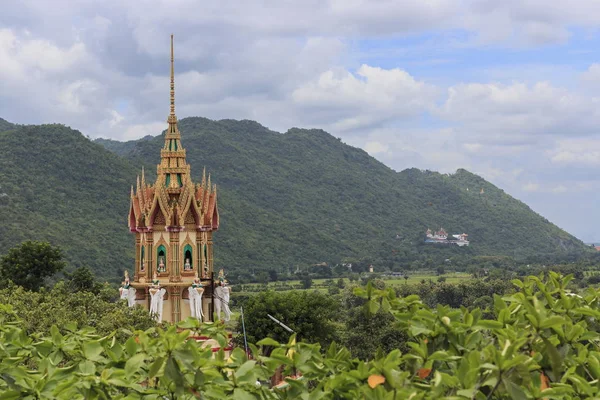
127,35,219,323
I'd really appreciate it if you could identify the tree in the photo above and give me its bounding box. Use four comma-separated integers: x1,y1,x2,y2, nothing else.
339,285,408,360
0,241,66,291
255,271,269,284
300,275,312,289
235,290,339,348
65,266,99,293
267,269,278,282
0,281,155,337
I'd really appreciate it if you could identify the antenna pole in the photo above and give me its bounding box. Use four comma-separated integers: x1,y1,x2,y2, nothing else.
241,306,249,355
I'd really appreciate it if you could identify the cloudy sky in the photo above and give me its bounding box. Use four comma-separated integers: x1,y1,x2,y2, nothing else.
2,0,600,242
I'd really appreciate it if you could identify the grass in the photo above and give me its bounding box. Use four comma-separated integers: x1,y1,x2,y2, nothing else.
232,272,473,296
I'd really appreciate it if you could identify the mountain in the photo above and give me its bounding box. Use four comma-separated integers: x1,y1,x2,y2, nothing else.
95,136,153,157
0,124,137,281
0,118,14,132
0,117,589,282
98,117,589,271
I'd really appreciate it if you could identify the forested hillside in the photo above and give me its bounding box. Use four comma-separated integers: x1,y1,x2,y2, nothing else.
0,123,137,280
104,117,587,274
0,118,14,132
0,117,589,281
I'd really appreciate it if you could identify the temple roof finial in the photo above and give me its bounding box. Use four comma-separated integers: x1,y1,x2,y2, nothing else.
170,34,175,118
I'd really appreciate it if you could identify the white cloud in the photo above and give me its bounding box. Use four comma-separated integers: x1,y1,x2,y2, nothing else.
57,79,100,113
523,182,541,192
0,28,88,80
549,138,600,166
3,0,600,241
120,122,166,141
463,143,482,153
437,81,600,146
364,141,390,155
292,65,438,131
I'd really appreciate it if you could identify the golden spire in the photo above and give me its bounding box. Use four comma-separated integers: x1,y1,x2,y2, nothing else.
170,34,175,119
158,34,189,184
140,167,146,206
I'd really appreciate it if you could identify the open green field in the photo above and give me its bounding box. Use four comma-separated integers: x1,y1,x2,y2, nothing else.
232,272,473,296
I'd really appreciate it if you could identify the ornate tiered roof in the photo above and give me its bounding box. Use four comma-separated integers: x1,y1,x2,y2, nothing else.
128,35,219,233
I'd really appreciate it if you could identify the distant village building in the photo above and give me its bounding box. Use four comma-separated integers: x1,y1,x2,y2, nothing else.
425,228,469,246
369,265,374,273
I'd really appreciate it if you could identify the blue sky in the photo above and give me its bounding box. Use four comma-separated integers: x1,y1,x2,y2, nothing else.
2,0,600,242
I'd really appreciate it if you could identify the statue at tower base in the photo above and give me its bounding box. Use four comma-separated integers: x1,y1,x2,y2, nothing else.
119,271,137,307
188,273,205,321
214,269,231,322
149,273,166,322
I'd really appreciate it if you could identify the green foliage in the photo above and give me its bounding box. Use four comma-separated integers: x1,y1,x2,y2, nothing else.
0,281,155,337
0,117,14,132
64,266,102,293
0,119,590,281
339,284,409,360
300,275,312,289
3,273,600,399
236,290,339,348
0,241,65,291
0,125,138,282
395,279,515,309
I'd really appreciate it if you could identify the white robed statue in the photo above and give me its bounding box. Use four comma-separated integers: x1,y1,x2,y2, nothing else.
188,273,204,321
119,270,136,308
214,269,231,322
149,273,166,322
221,285,231,322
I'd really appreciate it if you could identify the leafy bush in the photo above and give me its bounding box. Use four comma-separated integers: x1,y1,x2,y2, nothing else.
2,273,600,399
0,281,155,337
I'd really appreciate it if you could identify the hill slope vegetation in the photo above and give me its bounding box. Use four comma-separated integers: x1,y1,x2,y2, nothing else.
0,117,588,281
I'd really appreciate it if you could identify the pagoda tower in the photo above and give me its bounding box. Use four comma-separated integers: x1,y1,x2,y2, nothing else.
127,35,219,323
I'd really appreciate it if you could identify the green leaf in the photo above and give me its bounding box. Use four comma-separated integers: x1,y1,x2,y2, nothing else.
543,337,563,378
504,378,527,400
125,336,138,356
125,353,146,377
82,340,103,361
148,355,165,379
474,320,503,330
539,316,565,330
541,387,575,398
50,325,62,346
256,337,280,347
78,360,96,375
235,360,257,380
164,355,184,389
0,391,22,400
233,388,257,400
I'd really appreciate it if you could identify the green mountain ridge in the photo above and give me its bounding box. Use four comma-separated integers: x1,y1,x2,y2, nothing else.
0,118,14,132
0,117,589,281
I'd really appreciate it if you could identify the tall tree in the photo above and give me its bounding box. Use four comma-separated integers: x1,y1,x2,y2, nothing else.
236,290,339,348
0,241,65,291
65,266,99,293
